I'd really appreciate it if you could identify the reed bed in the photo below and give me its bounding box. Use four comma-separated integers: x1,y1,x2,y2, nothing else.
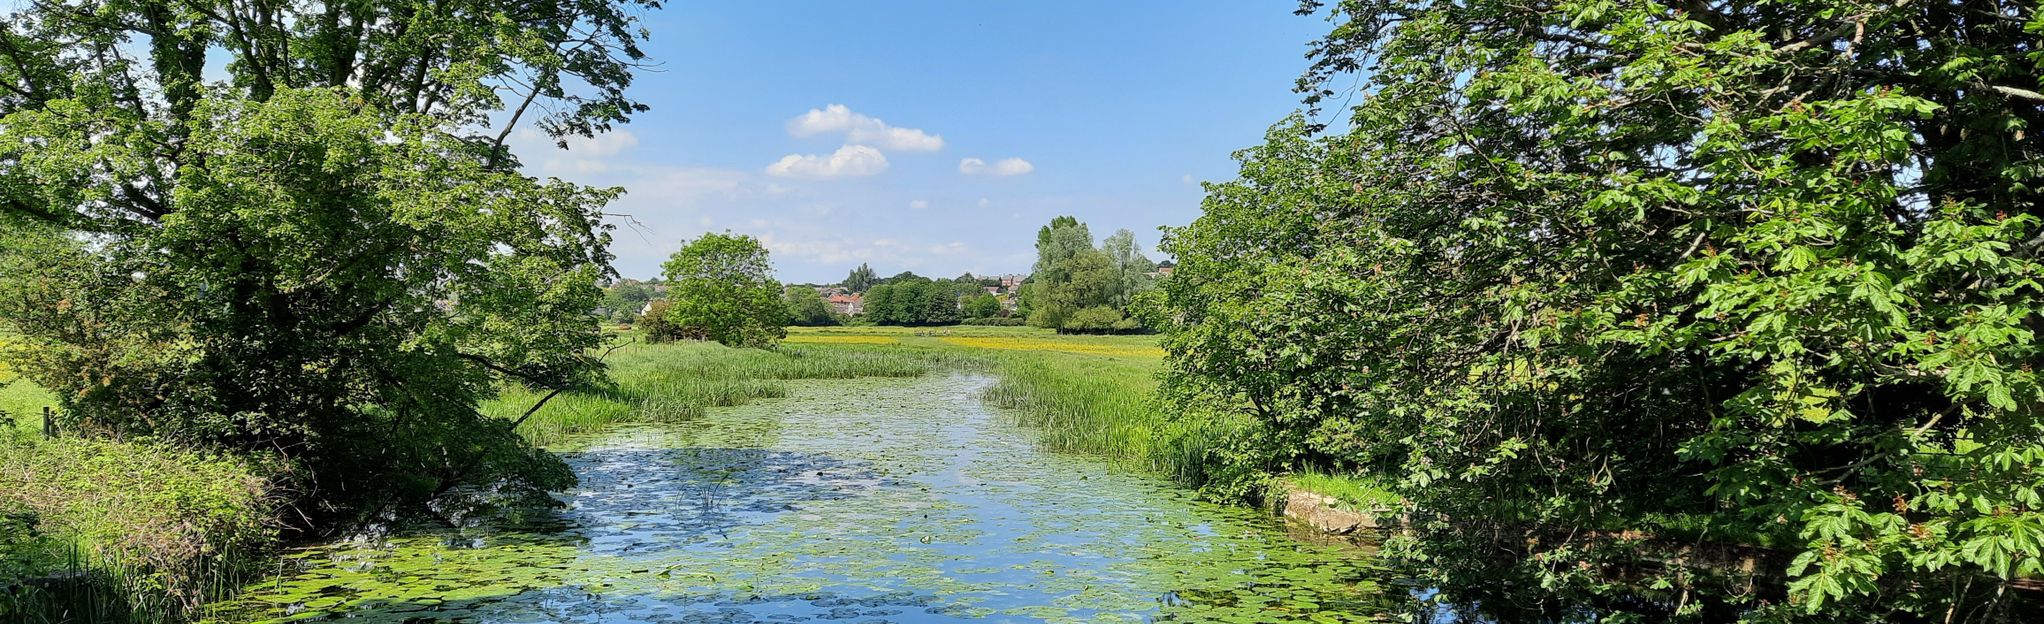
486,339,933,447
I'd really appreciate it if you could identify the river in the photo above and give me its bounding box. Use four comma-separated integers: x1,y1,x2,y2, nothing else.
204,373,1410,623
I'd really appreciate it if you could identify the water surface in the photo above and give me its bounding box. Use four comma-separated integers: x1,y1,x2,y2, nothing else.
208,374,1401,623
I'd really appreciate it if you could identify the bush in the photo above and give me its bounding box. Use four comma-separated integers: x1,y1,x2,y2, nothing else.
637,300,686,343
0,437,278,618
1058,306,1129,335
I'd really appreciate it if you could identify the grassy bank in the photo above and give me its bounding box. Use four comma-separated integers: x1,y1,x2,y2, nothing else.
0,435,277,622
4,339,278,623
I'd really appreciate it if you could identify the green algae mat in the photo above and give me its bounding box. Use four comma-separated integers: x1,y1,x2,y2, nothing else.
203,374,1410,623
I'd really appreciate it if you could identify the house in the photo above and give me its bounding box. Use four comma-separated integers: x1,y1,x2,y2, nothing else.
826,293,863,315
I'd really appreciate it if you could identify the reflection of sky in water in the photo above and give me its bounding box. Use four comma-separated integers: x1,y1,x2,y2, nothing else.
206,374,1400,623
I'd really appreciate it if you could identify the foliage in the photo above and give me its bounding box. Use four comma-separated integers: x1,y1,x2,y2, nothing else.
0,436,278,618
843,263,879,293
1059,306,1139,335
1022,218,1156,329
638,300,684,343
861,278,967,327
1157,0,2044,619
0,0,657,531
782,286,840,327
661,233,787,348
602,280,660,324
963,294,1003,319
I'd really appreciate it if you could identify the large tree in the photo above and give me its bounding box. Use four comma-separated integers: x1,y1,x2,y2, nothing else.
1022,217,1137,330
661,233,786,348
0,0,656,529
1100,229,1158,308
1159,1,2044,620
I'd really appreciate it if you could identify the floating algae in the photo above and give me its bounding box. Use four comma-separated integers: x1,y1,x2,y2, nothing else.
204,374,1404,623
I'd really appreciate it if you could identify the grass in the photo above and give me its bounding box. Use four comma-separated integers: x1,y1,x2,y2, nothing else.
0,437,278,622
1285,470,1403,512
485,338,934,447
1,379,57,440
780,327,1218,485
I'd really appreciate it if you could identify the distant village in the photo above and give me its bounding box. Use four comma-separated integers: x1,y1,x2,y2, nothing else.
601,260,1174,330
809,273,1026,316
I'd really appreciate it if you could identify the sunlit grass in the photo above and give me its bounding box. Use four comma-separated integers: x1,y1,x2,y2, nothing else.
1285,470,1402,511
486,338,930,447
781,326,1213,486
1,379,56,440
937,336,1163,358
783,334,900,345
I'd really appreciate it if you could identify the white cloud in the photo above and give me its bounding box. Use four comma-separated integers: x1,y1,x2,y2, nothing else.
959,157,1034,176
908,199,929,209
563,131,640,157
766,145,890,179
758,233,926,268
927,242,968,255
787,104,944,152
1181,174,1196,185
511,129,645,176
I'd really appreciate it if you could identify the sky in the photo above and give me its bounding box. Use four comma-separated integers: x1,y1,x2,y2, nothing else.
510,2,1334,284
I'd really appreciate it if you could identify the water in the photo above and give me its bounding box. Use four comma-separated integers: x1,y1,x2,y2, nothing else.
204,374,1407,623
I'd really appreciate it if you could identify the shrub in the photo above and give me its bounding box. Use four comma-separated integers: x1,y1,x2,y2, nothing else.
638,300,686,343
0,437,278,618
1058,306,1128,335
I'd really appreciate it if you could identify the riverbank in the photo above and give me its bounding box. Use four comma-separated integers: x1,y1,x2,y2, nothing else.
5,327,1396,622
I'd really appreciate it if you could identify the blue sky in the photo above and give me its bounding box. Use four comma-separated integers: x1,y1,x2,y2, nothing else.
513,2,1332,284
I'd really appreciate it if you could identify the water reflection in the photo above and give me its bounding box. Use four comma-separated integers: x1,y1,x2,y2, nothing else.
205,374,1403,623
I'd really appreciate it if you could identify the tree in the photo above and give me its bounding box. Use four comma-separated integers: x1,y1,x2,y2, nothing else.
918,280,962,326
661,233,786,348
1026,246,1118,329
602,280,658,324
1156,1,2044,620
1101,229,1158,308
783,286,837,327
1033,216,1095,276
963,294,1002,319
843,263,878,293
861,284,898,325
0,0,655,527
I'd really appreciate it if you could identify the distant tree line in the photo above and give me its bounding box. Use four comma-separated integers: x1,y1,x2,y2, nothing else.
608,222,1163,334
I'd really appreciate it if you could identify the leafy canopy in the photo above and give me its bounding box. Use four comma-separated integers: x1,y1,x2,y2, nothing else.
0,0,658,528
660,233,786,348
1158,0,2044,620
